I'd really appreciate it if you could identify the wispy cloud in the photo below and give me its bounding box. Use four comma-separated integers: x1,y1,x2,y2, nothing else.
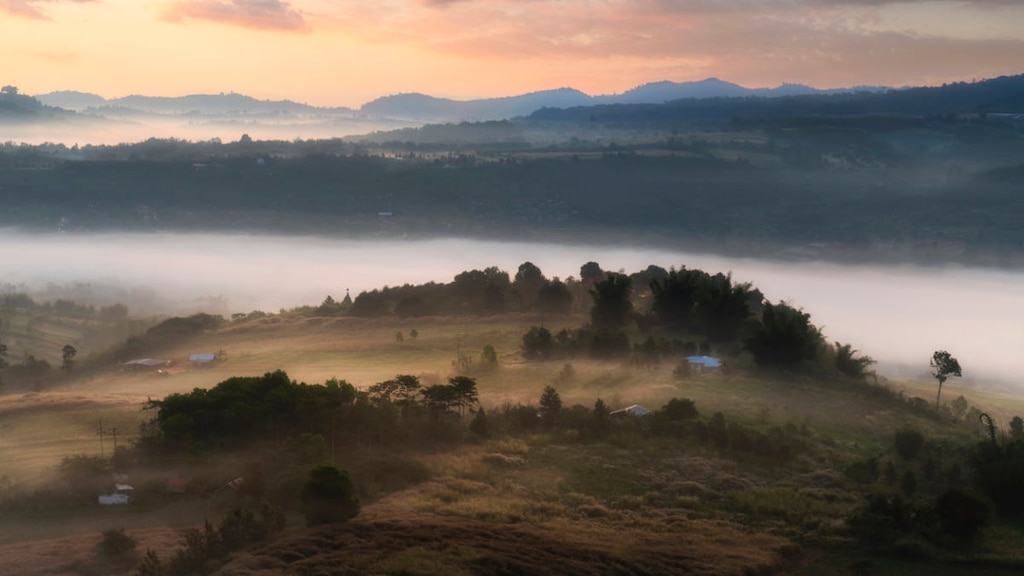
0,0,95,20
330,0,1024,88
162,0,311,32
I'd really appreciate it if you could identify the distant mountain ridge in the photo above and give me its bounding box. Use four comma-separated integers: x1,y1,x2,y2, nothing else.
34,78,890,123
36,91,353,116
357,79,889,121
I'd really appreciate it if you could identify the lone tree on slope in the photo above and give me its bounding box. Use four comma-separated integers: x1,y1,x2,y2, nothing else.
931,350,962,407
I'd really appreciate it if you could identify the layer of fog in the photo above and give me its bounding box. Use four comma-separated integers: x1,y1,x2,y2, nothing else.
4,115,419,147
2,230,1021,385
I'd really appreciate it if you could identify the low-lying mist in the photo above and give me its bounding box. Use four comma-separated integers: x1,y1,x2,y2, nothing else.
2,229,1021,384
3,115,417,147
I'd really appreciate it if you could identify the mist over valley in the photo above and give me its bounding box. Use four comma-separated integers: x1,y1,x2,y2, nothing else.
2,229,1021,385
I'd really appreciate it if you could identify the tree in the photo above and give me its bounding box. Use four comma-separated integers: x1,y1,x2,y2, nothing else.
514,261,547,307
589,398,611,438
649,268,705,332
539,386,562,428
579,261,604,287
521,326,554,360
743,302,822,370
469,408,490,439
694,272,753,342
1010,416,1024,441
589,273,633,330
480,344,498,367
662,398,699,421
448,376,479,417
833,342,875,380
536,279,572,315
300,464,360,525
0,337,7,388
62,344,77,371
930,350,962,407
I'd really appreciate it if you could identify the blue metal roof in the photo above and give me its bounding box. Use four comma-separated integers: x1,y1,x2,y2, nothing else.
686,356,722,368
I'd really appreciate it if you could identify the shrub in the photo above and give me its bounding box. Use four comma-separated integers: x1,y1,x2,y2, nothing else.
933,488,991,541
894,428,926,461
662,398,699,421
844,457,880,485
96,528,136,557
300,464,360,525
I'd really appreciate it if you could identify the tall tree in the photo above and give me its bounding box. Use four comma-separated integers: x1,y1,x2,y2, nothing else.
514,261,547,308
743,301,822,370
579,261,604,287
448,376,479,417
649,268,706,332
589,273,633,330
539,386,563,428
536,279,572,315
0,338,6,389
62,344,77,371
695,273,753,342
930,350,962,407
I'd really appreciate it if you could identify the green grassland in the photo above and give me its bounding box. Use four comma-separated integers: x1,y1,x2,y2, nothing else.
1,312,1023,575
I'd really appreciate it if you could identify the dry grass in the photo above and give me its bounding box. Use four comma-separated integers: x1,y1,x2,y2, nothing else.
0,526,183,576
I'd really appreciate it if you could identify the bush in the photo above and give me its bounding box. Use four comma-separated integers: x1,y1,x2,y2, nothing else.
521,326,554,360
894,428,926,461
661,398,698,421
96,528,136,557
301,464,360,525
933,488,991,541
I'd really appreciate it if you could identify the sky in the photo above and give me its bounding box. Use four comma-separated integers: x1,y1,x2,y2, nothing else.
2,0,1024,108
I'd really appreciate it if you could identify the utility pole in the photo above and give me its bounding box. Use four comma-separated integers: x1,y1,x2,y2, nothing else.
97,419,105,457
97,419,119,457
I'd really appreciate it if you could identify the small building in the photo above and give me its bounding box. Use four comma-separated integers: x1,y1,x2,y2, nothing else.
123,358,167,371
189,353,217,365
98,483,133,505
98,493,129,505
610,404,650,417
686,356,722,372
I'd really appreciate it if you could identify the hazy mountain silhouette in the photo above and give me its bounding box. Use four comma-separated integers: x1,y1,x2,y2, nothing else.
35,92,355,116
29,79,890,124
34,90,107,111
359,88,592,121
0,88,77,120
14,74,1022,143
360,80,890,120
527,73,1024,124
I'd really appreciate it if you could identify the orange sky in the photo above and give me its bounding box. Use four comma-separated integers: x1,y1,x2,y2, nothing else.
2,0,1023,108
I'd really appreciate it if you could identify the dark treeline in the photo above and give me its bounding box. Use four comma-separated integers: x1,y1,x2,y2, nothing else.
318,259,849,377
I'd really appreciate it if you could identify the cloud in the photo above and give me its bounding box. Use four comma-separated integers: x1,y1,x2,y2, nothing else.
338,0,1023,87
162,0,311,32
0,0,95,20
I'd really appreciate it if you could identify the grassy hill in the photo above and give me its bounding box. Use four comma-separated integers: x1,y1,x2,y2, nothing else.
1,308,1023,575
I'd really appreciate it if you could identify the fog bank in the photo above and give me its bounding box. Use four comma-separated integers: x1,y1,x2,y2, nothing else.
1,230,1021,384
